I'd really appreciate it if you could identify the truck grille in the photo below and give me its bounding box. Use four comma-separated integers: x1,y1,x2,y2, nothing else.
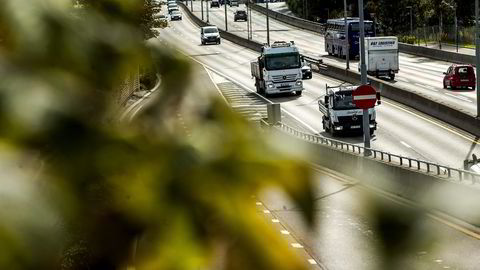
338,115,368,125
272,74,297,82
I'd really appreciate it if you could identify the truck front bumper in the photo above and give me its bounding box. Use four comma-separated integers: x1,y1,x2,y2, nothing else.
265,81,303,94
333,121,377,132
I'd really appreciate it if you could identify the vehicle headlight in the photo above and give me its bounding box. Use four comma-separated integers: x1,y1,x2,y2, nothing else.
296,81,302,86
268,84,274,88
331,114,337,123
335,126,343,131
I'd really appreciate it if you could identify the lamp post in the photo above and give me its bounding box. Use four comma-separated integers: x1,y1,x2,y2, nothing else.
358,0,370,153
248,0,253,39
266,0,270,45
191,0,193,11
370,12,376,36
201,0,204,20
406,6,412,36
344,0,349,70
476,0,480,117
224,0,228,31
207,0,210,23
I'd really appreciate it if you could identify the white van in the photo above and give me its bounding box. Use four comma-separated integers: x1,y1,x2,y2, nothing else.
200,26,221,45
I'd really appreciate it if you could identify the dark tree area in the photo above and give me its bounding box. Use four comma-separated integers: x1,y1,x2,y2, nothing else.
286,0,475,35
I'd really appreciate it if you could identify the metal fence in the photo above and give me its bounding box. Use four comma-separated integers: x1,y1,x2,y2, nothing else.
274,122,480,184
398,25,475,50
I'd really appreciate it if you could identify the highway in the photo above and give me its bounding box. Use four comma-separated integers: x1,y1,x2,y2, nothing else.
188,2,479,117
157,6,480,169
153,13,480,268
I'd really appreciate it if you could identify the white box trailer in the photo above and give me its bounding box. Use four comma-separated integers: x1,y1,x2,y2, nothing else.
361,37,399,80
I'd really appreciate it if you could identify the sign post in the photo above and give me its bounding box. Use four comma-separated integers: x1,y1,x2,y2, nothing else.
352,85,377,156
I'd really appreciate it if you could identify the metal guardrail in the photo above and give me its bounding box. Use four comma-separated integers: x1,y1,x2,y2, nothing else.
272,122,480,184
301,54,327,71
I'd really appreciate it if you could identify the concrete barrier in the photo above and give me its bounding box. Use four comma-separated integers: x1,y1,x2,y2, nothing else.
270,126,480,227
250,4,324,34
251,4,475,65
180,1,480,137
399,43,476,65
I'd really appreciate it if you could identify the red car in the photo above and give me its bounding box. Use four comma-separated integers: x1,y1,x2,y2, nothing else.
443,64,476,90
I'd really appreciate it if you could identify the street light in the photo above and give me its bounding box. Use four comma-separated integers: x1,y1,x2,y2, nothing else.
442,1,458,52
266,0,270,45
476,0,480,117
344,0,349,70
224,0,228,31
303,0,307,19
406,6,412,36
207,0,210,23
248,0,253,39
358,0,370,154
201,0,204,20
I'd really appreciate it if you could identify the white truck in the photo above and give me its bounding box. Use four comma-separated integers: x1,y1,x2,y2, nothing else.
360,37,399,80
318,84,378,136
251,41,303,96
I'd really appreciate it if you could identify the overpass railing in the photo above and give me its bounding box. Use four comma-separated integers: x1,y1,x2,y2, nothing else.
271,121,480,184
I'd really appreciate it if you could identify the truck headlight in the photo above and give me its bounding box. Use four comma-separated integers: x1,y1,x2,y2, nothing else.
296,81,302,86
334,126,343,131
268,84,274,88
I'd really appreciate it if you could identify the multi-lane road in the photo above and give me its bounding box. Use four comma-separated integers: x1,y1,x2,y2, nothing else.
154,9,480,268
189,1,479,116
157,5,479,169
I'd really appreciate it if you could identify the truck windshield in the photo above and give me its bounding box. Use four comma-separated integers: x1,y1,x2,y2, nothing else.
265,53,300,71
204,28,218,34
333,94,356,110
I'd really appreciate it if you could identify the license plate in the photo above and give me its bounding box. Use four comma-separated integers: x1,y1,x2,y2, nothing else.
351,125,361,129
461,79,469,82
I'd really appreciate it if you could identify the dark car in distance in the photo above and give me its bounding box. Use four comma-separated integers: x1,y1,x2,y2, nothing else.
443,64,476,90
234,10,247,21
210,0,220,8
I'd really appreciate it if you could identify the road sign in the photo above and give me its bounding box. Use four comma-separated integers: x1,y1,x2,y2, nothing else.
352,85,377,109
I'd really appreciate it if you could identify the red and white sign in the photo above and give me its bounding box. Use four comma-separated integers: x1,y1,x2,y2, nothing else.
352,85,377,109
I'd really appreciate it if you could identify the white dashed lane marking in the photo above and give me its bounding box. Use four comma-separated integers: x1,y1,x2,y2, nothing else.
400,141,412,148
291,243,303,248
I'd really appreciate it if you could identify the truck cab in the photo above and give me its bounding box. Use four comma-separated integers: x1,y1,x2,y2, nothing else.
250,41,303,96
318,85,378,136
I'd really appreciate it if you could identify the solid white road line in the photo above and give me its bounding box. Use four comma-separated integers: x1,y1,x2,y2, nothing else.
400,141,412,149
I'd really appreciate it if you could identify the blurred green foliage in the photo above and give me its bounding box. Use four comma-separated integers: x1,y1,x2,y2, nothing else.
0,0,315,269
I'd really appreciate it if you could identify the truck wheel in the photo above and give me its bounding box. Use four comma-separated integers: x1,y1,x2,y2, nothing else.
370,129,375,136
329,127,336,137
389,74,395,80
443,82,447,89
295,91,302,96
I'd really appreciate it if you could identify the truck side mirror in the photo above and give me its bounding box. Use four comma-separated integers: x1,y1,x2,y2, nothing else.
376,92,381,105
443,72,447,75
324,96,329,106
